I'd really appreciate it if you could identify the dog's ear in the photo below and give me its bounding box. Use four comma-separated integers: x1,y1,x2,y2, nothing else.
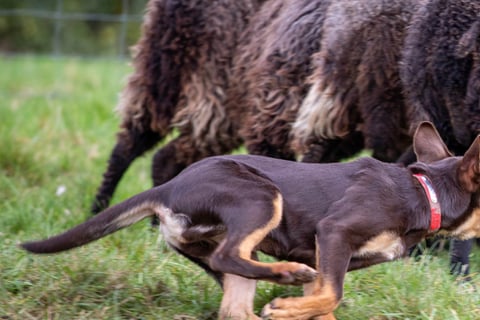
455,20,480,58
413,121,452,163
458,135,480,193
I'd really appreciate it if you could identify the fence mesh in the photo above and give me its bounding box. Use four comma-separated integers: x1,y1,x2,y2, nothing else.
0,0,148,58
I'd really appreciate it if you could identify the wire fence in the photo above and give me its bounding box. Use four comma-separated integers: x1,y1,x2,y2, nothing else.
0,0,147,59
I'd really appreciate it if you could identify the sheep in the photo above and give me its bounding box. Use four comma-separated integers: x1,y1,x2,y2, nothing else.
227,0,334,161
91,0,267,214
401,0,480,277
226,0,419,165
288,0,421,163
93,0,422,219
93,0,419,212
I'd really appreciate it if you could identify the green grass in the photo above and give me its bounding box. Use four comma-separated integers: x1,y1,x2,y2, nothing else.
0,55,479,319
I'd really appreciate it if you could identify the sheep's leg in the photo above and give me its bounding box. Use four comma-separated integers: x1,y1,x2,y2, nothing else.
151,139,188,188
450,239,473,279
245,138,296,160
301,132,364,163
363,104,407,162
92,129,161,214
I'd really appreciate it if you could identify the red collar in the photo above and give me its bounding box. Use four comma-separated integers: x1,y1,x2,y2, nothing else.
412,173,441,232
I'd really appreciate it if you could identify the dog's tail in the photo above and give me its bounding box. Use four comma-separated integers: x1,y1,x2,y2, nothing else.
21,187,165,254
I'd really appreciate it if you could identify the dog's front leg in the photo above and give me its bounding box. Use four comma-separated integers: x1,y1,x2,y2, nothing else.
219,273,260,320
302,282,337,320
261,273,342,319
262,227,351,319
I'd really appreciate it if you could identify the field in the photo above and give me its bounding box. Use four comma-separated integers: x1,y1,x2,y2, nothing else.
1,55,479,319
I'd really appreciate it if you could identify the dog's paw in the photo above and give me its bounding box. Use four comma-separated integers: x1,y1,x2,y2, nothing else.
261,297,302,320
261,293,338,319
272,262,317,285
261,298,280,319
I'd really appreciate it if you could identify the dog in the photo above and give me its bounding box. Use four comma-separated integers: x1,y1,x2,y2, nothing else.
21,122,480,319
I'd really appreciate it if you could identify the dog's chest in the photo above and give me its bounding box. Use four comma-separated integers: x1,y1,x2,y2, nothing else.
448,208,480,239
353,232,405,260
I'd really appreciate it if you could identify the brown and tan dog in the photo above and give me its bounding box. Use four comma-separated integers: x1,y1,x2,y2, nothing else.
21,122,480,319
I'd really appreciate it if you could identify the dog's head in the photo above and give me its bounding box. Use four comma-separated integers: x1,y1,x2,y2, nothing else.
413,121,480,192
412,121,480,236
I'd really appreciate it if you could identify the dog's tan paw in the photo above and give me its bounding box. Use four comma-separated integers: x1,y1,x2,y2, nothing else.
261,297,303,319
272,262,317,285
261,298,280,320
261,295,337,320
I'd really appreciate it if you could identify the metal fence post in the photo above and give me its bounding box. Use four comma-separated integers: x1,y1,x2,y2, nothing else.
53,0,63,57
118,0,129,59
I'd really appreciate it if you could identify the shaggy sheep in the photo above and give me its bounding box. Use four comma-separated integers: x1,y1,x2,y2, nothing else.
402,0,480,154
401,0,480,277
229,0,419,165
92,0,267,214
228,0,333,161
289,0,420,163
93,0,418,212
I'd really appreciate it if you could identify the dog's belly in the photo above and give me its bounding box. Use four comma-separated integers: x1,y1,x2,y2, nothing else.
353,231,405,260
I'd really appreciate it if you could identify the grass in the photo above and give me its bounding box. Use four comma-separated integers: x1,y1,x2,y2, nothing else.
0,55,479,319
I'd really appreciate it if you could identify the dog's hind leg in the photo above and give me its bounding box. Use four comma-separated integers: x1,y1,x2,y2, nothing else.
219,274,260,320
151,135,242,227
209,192,317,285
